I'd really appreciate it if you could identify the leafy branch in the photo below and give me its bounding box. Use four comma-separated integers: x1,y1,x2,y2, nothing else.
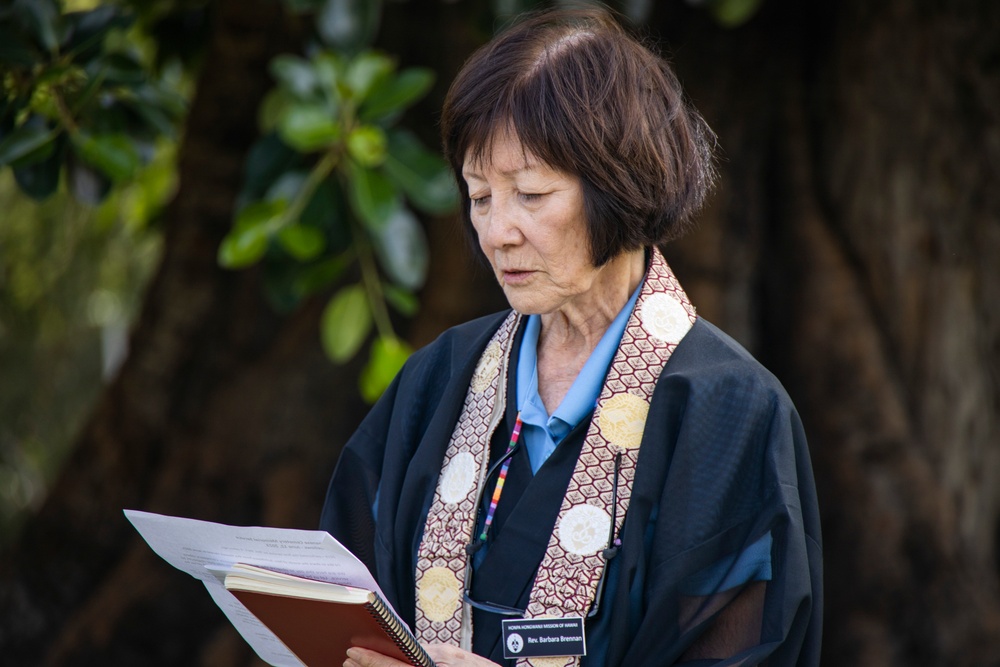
0,1,185,202
218,10,457,401
0,0,458,402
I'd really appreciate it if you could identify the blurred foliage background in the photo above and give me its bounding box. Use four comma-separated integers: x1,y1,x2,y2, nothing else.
0,0,183,546
0,168,163,544
1,0,745,553
1,0,462,545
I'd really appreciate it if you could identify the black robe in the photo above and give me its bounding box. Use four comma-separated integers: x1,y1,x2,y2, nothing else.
320,312,822,666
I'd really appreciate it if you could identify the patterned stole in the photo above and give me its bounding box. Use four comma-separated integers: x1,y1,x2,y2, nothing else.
414,249,696,666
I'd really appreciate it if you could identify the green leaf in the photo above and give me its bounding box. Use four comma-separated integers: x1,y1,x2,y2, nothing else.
21,0,60,53
316,0,382,54
709,0,765,27
277,224,326,260
0,99,21,132
277,103,342,152
270,54,318,98
100,52,146,84
292,255,348,297
13,148,61,200
240,134,301,203
128,96,178,138
219,199,288,267
134,83,187,122
83,100,129,135
218,225,269,268
344,51,394,101
70,132,139,182
372,206,428,290
346,124,386,167
311,52,345,97
0,122,58,167
67,151,111,204
384,129,458,214
262,254,346,312
62,6,132,61
383,283,419,316
360,68,434,122
265,170,308,204
344,160,398,229
321,284,372,362
234,198,288,233
299,178,343,231
359,336,412,403
258,88,292,133
9,133,58,169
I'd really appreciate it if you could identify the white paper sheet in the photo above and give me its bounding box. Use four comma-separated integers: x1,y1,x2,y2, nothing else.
124,509,389,667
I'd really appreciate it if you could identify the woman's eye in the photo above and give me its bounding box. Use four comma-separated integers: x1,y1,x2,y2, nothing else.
471,195,491,208
519,192,542,202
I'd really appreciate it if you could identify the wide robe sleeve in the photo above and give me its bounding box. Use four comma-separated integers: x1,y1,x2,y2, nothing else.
599,319,822,667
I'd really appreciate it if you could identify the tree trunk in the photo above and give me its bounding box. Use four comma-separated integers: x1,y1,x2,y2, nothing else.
2,0,999,665
656,0,1000,664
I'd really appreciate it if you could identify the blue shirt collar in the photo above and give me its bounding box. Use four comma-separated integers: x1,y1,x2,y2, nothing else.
515,281,642,443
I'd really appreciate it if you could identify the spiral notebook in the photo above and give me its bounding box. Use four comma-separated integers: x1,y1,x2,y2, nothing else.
225,563,433,667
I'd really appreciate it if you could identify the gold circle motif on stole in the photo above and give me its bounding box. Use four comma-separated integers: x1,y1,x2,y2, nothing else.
417,566,462,622
597,393,649,450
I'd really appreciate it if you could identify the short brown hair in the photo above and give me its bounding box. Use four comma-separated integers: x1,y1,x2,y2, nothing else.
441,7,717,266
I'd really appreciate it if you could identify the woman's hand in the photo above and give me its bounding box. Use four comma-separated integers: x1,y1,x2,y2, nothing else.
344,644,501,667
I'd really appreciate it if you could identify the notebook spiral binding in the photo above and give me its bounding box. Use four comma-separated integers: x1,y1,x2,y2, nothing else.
366,593,436,667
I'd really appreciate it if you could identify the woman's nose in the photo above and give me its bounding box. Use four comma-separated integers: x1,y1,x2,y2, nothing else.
483,197,521,248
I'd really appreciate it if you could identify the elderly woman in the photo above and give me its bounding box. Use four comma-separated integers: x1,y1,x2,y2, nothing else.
323,8,821,667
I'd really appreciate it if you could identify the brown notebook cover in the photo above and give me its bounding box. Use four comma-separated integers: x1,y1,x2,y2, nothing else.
229,587,433,667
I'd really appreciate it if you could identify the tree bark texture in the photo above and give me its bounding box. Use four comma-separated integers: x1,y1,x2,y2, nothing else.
656,0,1000,664
1,0,998,665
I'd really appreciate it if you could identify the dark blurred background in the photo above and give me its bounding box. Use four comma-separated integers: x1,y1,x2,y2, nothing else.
1,0,998,665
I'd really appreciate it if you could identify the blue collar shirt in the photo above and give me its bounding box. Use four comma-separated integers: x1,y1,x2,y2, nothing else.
515,283,642,474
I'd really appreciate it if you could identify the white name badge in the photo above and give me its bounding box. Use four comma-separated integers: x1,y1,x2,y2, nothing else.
501,617,586,659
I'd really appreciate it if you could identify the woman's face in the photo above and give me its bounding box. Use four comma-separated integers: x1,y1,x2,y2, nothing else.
463,133,599,316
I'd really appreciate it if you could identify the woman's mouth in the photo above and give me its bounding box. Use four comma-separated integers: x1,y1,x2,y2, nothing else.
502,269,533,285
